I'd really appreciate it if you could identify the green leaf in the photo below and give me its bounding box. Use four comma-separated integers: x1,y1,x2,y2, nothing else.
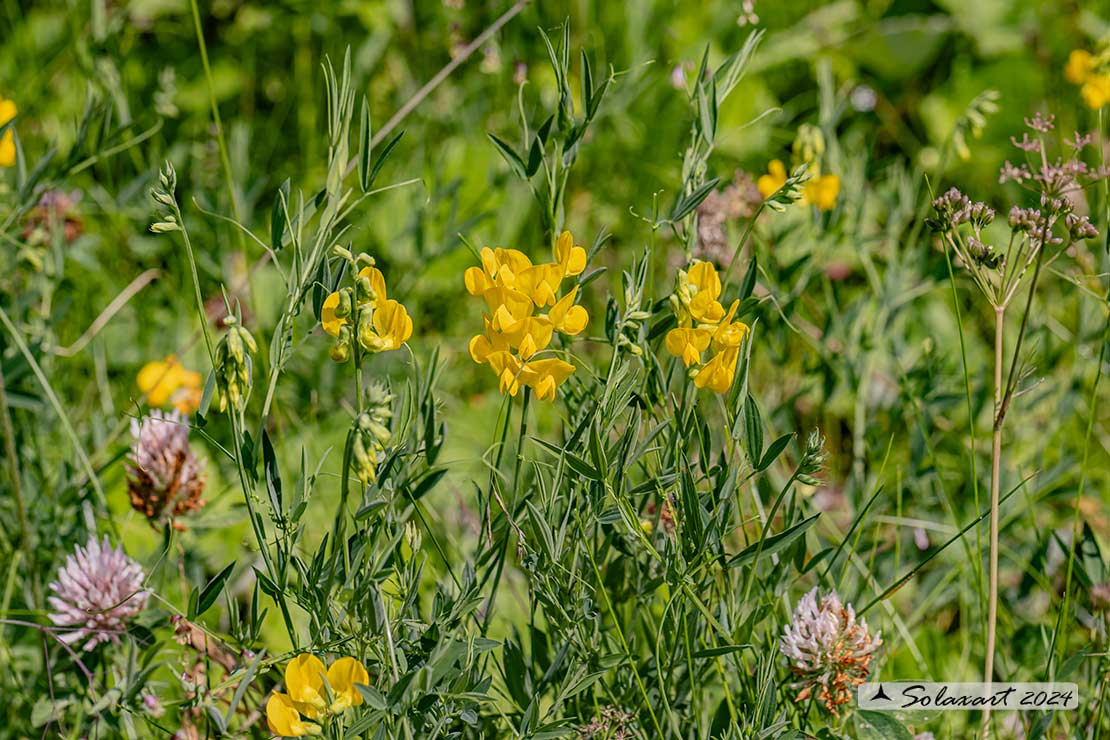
270,178,290,250
195,562,235,618
738,255,758,300
671,177,721,222
728,513,820,568
744,392,763,464
856,710,913,740
757,433,793,471
263,431,282,515
533,438,602,480
357,96,372,191
488,133,527,179
367,131,404,191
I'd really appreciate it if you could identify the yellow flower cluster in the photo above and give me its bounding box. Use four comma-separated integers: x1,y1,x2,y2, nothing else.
321,264,412,360
0,96,15,168
757,124,840,211
1066,49,1110,109
665,261,750,394
465,231,589,401
136,355,202,414
266,654,369,738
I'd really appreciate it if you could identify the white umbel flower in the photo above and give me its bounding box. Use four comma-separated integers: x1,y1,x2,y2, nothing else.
47,537,149,650
780,587,881,714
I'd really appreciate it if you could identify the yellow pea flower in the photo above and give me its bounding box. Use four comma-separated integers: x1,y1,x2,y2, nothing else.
1066,49,1094,84
521,358,576,401
805,174,840,211
0,97,16,168
326,656,369,712
358,298,413,352
548,287,589,335
285,653,328,718
1082,74,1110,109
137,356,203,413
553,230,587,277
488,351,525,396
321,292,347,337
266,692,321,737
665,327,712,367
694,346,741,394
757,159,788,199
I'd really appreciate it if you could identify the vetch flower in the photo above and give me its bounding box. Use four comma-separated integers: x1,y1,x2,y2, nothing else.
1065,48,1110,109
126,409,206,529
136,355,203,414
757,126,840,211
466,231,589,400
780,588,881,715
47,537,149,651
665,261,750,395
267,653,370,737
0,96,16,167
322,263,412,359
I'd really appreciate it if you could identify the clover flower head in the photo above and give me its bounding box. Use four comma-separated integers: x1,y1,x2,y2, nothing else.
127,409,206,528
47,537,149,651
23,189,84,246
780,588,881,715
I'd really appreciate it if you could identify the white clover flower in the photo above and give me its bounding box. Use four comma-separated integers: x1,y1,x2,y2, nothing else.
780,587,881,714
47,537,149,650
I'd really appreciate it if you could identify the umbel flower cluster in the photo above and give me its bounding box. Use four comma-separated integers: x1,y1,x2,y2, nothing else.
665,261,750,393
126,409,206,529
321,259,413,361
47,537,149,651
266,653,369,737
780,588,881,715
931,112,1102,308
465,230,589,401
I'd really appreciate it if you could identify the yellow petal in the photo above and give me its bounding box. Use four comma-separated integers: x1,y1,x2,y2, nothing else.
464,266,492,296
1066,49,1093,85
549,288,589,335
0,133,13,168
327,657,369,712
358,266,388,303
757,160,787,198
0,99,16,127
266,692,318,738
554,230,587,276
321,292,345,337
686,261,721,300
693,347,739,394
285,654,327,716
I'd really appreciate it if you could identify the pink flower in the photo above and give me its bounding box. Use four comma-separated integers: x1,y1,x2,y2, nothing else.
780,588,881,715
47,537,149,650
127,409,206,529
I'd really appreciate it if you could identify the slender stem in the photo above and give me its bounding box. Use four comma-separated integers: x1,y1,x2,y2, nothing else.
982,305,1004,739
0,362,36,606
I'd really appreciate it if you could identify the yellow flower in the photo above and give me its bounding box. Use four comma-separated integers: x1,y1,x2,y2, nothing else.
694,346,741,394
285,653,328,718
466,232,589,401
666,265,751,395
1082,74,1110,109
358,298,413,352
137,356,203,413
1066,49,1094,84
321,264,411,356
326,656,369,712
0,97,16,168
520,358,576,401
664,327,712,367
805,174,840,211
756,159,787,199
266,692,321,737
553,230,587,277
